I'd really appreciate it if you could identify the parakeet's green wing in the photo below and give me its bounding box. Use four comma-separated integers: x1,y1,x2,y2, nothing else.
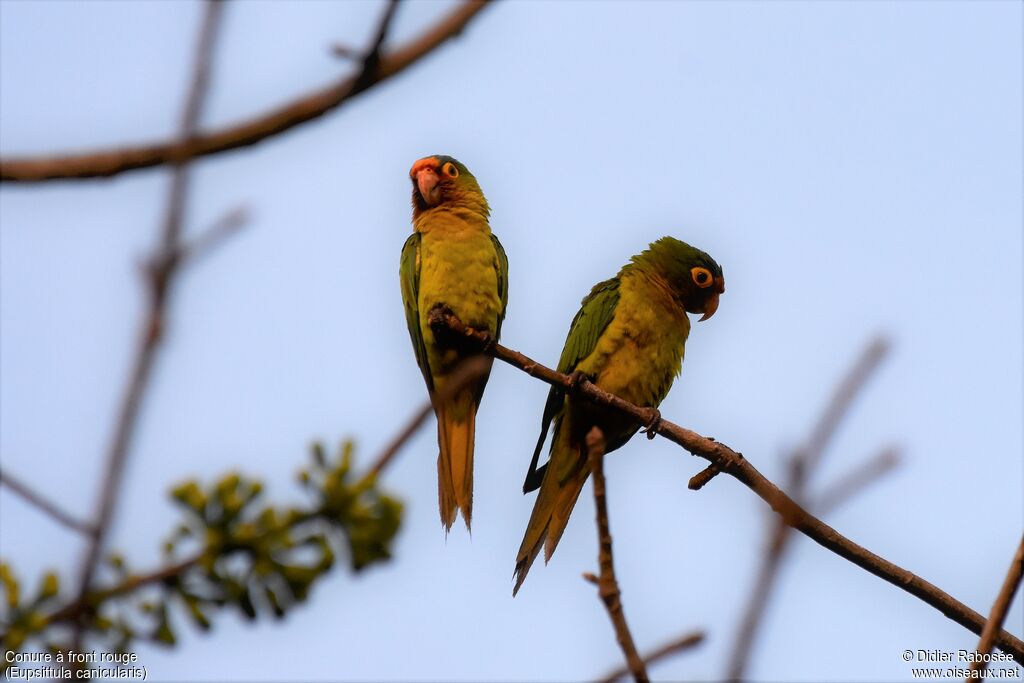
491,234,509,337
400,233,433,392
522,278,620,492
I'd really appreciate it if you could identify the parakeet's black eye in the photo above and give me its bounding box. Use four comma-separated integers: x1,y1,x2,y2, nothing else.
691,266,713,288
442,162,459,178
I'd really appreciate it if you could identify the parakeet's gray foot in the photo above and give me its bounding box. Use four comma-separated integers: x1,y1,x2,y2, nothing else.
641,407,662,439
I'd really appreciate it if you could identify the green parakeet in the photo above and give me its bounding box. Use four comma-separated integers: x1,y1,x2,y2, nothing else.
400,155,508,531
513,236,724,594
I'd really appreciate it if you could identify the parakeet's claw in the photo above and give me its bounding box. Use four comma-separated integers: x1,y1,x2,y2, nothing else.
427,303,461,346
477,330,498,354
427,303,455,326
641,407,662,439
567,370,591,390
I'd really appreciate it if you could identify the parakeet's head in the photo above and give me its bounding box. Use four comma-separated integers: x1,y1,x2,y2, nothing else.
632,236,725,321
409,155,489,218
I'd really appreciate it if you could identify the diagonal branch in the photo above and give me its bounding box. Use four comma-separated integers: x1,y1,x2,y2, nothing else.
970,535,1024,674
0,468,97,537
814,447,900,515
363,356,490,480
794,336,890,476
428,309,1024,663
586,427,648,683
70,0,228,646
0,1,491,183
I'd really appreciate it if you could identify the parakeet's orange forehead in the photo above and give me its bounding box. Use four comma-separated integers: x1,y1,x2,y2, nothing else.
409,157,440,177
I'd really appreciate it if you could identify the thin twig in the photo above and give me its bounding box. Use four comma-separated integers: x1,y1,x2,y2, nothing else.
726,337,891,681
70,1,226,647
428,309,1024,663
587,427,648,683
815,447,900,515
0,468,97,537
797,336,890,475
688,463,720,490
712,336,890,493
0,1,491,182
351,0,400,92
330,44,361,60
970,535,1024,674
173,205,249,266
598,630,705,683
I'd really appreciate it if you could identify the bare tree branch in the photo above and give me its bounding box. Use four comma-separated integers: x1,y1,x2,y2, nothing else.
970,535,1024,674
598,630,705,683
428,309,1024,663
0,1,491,183
0,468,97,537
70,1,227,647
586,427,648,683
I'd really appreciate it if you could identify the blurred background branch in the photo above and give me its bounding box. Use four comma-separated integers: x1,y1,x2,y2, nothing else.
597,630,705,683
0,469,97,537
0,0,491,182
69,0,229,654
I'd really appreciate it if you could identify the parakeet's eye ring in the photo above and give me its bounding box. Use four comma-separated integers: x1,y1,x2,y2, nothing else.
691,266,713,288
442,162,459,178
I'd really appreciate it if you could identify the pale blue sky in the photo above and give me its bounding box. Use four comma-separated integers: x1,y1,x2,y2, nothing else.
1,1,1021,681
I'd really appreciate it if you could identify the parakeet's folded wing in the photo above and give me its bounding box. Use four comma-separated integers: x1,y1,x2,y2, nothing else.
491,234,509,337
400,233,433,392
522,278,620,492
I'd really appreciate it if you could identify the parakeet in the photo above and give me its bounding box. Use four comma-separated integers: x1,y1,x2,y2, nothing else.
513,236,724,594
400,155,508,532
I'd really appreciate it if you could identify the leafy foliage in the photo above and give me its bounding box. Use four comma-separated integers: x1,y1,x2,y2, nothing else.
0,440,402,667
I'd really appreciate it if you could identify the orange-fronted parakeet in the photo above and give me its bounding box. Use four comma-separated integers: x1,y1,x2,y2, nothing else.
400,155,508,532
513,236,724,594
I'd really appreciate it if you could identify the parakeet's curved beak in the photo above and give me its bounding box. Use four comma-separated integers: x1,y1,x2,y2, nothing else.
698,276,726,322
411,158,441,207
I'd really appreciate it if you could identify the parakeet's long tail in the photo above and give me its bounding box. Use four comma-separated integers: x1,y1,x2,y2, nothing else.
436,390,477,531
513,428,589,596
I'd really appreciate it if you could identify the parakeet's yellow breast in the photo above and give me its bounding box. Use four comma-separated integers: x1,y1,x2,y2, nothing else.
576,271,690,409
416,215,502,376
